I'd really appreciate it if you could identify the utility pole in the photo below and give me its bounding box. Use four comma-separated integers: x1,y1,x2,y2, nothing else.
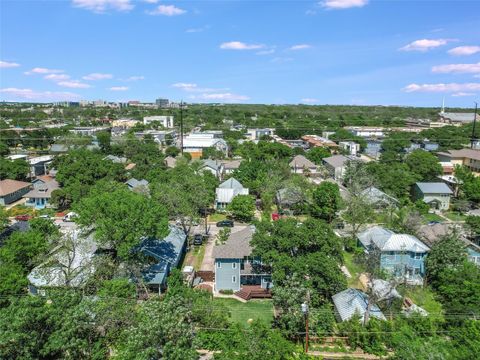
301,302,309,353
472,102,478,149
180,100,184,155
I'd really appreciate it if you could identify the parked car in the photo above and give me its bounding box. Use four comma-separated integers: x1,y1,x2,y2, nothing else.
63,212,78,222
38,214,51,219
15,214,32,222
193,234,203,246
216,219,234,228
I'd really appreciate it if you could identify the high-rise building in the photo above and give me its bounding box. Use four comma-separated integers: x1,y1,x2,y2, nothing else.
156,98,169,108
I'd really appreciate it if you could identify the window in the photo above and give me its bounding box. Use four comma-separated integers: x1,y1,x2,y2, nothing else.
232,262,237,269
232,276,236,283
414,253,422,260
217,262,221,268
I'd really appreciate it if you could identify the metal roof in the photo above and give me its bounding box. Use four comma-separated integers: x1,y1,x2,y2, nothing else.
416,182,453,195
358,226,430,253
361,186,398,206
440,112,477,122
332,288,386,322
218,178,245,190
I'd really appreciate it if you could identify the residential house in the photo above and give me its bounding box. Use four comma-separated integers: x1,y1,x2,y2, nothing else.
220,159,242,176
323,155,359,181
215,178,249,209
289,155,317,175
345,126,384,138
339,141,360,156
200,159,224,179
182,133,228,159
437,148,480,174
104,155,127,164
246,128,275,141
213,226,272,298
332,288,386,322
28,155,53,177
357,226,430,284
135,130,177,145
361,186,398,208
24,175,60,209
28,230,98,295
413,182,453,211
467,244,480,266
302,135,338,149
126,178,150,194
276,187,305,212
138,225,187,294
0,179,32,206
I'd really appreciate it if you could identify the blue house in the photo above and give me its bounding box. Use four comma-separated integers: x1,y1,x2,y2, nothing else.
137,225,187,294
357,226,430,285
24,175,59,209
213,226,272,299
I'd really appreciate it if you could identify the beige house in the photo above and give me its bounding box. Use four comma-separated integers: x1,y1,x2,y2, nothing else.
289,155,317,175
437,149,480,175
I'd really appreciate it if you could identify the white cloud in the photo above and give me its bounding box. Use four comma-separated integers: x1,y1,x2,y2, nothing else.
109,86,129,91
256,49,275,55
172,82,228,93
448,46,480,56
220,41,265,50
143,0,158,3
44,74,71,81
57,80,91,89
271,57,293,63
289,44,312,51
452,92,476,97
403,82,480,93
0,88,80,101
24,67,64,75
432,62,480,74
320,0,369,10
82,73,113,80
72,0,134,13
399,39,452,52
186,25,210,33
146,4,186,16
0,61,20,68
192,93,250,102
125,75,144,81
301,98,320,104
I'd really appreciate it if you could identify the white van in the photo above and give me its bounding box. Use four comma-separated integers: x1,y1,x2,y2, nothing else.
63,212,78,222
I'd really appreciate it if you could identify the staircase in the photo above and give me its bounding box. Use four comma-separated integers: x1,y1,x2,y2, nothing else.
234,285,272,301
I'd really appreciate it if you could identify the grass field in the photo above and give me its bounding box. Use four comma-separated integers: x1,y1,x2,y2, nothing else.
443,211,467,222
422,213,444,224
192,243,206,270
213,298,274,327
343,251,364,288
400,285,443,315
209,213,227,222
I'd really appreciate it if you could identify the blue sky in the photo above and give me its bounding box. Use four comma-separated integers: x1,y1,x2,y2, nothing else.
1,0,479,107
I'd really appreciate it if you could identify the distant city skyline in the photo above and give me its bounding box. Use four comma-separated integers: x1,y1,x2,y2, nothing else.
0,0,479,107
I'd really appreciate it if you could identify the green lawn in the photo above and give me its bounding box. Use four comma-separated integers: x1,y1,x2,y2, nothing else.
422,213,444,224
443,211,467,222
400,285,443,316
213,298,274,327
343,251,364,288
192,243,206,271
209,213,227,222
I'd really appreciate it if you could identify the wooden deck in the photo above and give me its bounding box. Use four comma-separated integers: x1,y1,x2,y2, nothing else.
235,285,272,300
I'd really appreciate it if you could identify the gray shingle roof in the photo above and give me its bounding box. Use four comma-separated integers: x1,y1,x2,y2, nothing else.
332,288,386,322
323,155,349,168
212,226,254,259
289,155,316,169
361,186,398,206
416,182,453,195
